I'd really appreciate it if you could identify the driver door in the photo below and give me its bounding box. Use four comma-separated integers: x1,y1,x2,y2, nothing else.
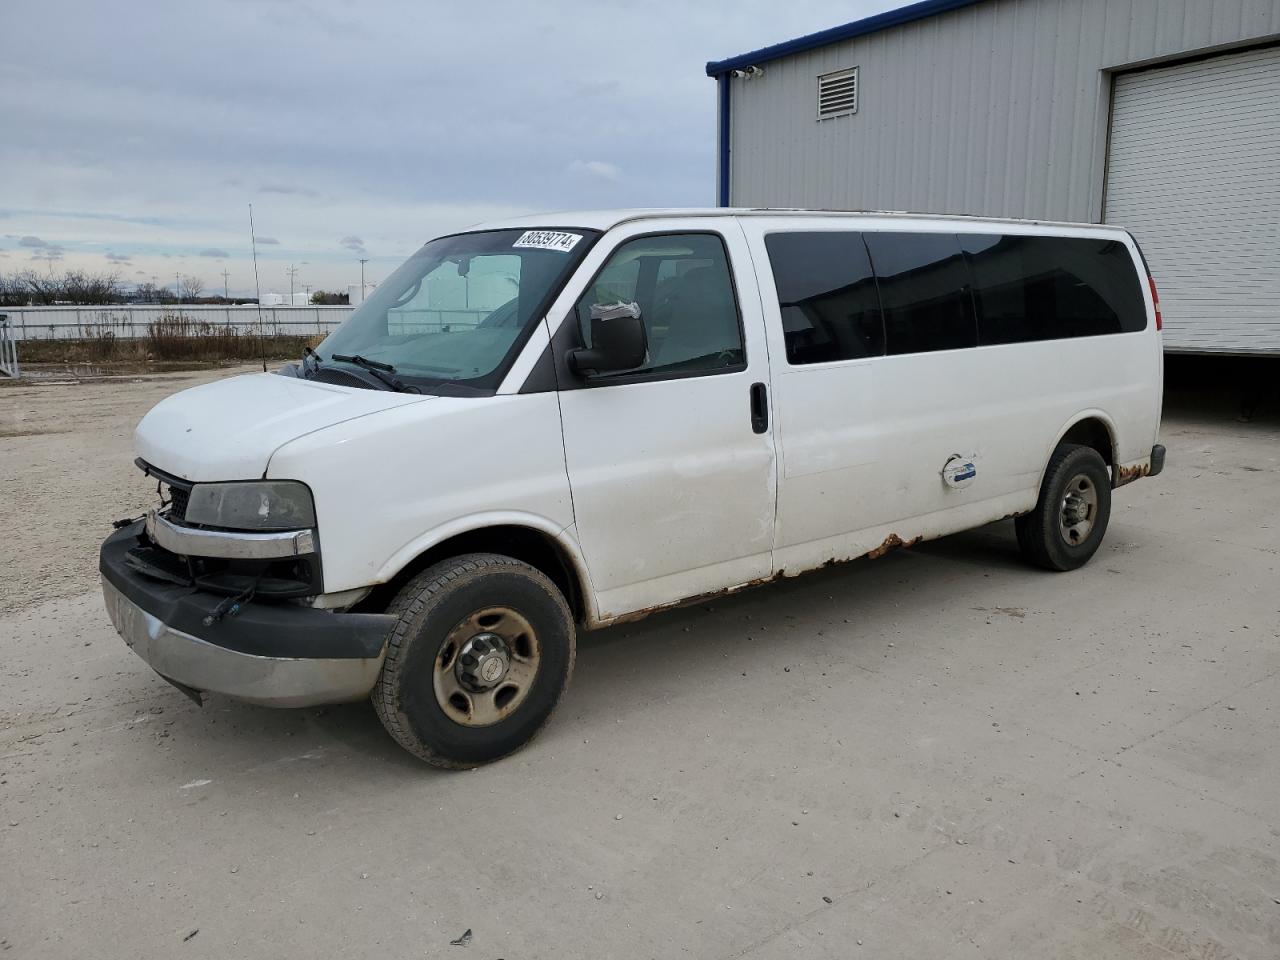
552,221,778,621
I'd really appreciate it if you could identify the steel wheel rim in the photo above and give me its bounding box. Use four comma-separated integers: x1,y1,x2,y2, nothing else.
432,606,540,727
1059,473,1099,546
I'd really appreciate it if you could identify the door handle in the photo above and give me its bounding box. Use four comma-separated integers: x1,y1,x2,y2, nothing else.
749,382,768,434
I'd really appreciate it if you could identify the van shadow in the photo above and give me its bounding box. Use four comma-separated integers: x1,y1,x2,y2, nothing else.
170,521,1028,776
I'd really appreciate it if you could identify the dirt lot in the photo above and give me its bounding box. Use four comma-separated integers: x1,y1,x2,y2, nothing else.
1,367,1278,959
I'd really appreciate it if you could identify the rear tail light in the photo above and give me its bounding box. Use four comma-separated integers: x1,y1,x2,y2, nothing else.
1148,274,1162,331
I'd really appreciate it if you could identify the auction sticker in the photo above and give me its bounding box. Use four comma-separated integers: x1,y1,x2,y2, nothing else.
513,230,582,253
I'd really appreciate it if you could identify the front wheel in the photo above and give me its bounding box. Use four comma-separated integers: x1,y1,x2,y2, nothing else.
1015,444,1112,571
372,553,576,767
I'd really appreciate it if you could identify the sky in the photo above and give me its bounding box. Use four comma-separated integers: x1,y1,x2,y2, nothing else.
0,0,894,296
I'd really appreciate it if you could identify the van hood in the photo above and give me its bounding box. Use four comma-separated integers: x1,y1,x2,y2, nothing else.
134,372,433,482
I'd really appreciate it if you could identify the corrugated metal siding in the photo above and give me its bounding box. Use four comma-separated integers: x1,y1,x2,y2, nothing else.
727,0,1280,223
1106,45,1280,353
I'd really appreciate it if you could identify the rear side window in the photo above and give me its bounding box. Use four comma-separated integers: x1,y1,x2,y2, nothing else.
764,232,885,364
863,232,976,355
960,234,1147,343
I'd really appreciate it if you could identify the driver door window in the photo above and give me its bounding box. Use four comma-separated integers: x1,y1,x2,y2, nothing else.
574,233,744,377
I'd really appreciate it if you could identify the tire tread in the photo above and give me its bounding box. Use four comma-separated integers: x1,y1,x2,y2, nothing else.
1015,443,1111,572
371,553,575,768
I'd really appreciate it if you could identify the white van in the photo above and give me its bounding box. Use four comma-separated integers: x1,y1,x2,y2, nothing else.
101,209,1166,766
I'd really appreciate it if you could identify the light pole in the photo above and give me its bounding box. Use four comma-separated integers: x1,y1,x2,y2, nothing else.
358,258,369,302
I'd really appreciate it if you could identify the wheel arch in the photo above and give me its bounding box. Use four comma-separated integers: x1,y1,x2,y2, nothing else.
361,515,597,626
1041,412,1117,491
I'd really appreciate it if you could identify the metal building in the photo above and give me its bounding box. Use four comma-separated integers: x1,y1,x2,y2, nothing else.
707,0,1280,355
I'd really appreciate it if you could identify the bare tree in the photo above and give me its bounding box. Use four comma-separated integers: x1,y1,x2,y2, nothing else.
180,276,205,302
133,281,164,303
62,270,125,304
16,269,63,305
0,273,30,306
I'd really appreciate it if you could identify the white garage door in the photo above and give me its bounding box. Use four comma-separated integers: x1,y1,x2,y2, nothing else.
1105,45,1280,354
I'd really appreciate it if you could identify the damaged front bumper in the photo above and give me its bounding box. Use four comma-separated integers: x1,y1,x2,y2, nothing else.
100,521,393,707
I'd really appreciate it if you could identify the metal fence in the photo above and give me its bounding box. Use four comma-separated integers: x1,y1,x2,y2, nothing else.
0,313,18,378
1,305,355,341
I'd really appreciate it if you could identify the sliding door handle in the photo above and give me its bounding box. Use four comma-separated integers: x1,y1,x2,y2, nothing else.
749,381,769,434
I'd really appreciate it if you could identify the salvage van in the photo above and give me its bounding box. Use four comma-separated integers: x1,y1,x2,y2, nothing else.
101,209,1166,767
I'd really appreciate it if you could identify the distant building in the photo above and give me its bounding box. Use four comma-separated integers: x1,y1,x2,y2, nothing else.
708,0,1280,355
260,292,311,307
348,282,377,306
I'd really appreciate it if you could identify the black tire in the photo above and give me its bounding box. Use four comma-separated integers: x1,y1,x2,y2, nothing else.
372,553,576,768
1015,444,1112,572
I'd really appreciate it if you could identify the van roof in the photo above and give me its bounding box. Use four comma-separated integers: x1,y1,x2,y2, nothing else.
471,208,1131,235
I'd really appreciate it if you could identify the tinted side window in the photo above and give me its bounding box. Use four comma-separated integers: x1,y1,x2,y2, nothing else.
574,233,743,377
765,232,885,364
960,234,1148,344
864,233,976,355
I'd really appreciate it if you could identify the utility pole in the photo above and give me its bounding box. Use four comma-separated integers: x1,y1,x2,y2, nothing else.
358,258,369,303
221,269,230,300
286,264,299,305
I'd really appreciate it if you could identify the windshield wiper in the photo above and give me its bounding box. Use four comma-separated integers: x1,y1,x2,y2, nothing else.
331,353,416,393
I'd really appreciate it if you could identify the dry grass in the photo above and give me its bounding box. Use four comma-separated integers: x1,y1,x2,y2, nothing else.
17,314,325,364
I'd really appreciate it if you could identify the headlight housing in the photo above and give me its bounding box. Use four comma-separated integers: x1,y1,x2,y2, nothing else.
183,480,316,531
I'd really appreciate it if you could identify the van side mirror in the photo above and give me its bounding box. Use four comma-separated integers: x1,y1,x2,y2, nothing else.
568,301,647,377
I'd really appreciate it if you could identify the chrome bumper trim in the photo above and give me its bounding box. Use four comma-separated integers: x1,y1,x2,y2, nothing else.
102,577,381,707
146,509,315,560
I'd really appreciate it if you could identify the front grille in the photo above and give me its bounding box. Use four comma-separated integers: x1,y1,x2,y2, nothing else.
136,458,193,522
167,484,190,522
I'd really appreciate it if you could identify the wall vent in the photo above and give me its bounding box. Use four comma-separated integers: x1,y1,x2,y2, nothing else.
817,67,858,120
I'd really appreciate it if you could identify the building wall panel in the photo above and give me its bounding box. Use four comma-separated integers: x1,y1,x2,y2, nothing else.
726,0,1280,222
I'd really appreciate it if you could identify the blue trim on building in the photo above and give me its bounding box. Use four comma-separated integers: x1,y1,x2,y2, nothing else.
717,74,731,206
705,0,987,76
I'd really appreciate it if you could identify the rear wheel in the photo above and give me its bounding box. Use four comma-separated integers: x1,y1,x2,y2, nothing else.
372,553,575,767
1015,444,1112,571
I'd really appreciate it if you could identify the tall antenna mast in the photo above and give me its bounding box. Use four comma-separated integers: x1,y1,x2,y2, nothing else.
249,203,267,372
221,268,230,300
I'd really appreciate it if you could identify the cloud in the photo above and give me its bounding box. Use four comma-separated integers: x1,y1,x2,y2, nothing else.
198,247,230,258
105,251,132,262
260,182,320,198
340,235,367,253
19,235,48,248
32,245,65,262
256,236,279,245
566,159,622,182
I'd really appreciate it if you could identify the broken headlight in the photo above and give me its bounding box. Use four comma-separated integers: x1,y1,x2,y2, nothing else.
183,480,316,531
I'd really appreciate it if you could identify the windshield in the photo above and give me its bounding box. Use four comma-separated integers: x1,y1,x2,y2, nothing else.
316,228,596,391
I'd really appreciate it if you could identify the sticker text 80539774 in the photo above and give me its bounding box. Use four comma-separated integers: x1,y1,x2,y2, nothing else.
512,230,582,253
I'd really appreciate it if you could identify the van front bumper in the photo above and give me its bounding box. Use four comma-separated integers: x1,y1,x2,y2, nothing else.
100,522,394,707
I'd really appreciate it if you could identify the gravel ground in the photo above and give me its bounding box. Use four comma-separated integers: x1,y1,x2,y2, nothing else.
1,367,1278,959
0,365,262,616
